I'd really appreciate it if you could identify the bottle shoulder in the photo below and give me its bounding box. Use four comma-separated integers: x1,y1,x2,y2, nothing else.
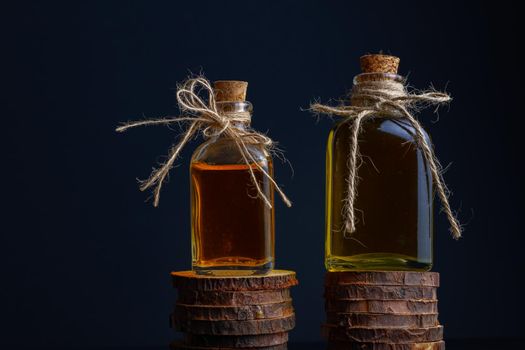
192,137,271,166
330,117,430,144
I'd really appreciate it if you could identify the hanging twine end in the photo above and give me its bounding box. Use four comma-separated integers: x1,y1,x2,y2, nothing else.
115,124,130,133
344,221,356,236
450,219,463,240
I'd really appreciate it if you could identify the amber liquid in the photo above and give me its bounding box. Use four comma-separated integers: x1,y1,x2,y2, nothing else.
326,118,433,271
190,161,274,275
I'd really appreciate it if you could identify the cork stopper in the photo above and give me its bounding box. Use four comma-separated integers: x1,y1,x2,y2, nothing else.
360,54,400,74
213,80,248,102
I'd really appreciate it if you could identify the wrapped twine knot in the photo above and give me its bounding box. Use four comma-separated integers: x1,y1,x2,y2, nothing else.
311,75,462,239
116,77,292,209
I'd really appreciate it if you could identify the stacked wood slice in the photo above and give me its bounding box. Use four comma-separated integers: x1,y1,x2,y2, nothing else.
170,270,298,350
323,271,445,350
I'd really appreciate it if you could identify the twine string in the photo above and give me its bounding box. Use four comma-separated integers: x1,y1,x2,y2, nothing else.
116,77,292,208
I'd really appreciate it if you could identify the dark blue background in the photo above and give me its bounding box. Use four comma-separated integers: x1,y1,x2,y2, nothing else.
2,0,524,347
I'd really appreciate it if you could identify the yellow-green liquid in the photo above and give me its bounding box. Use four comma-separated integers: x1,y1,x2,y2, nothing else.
325,118,433,271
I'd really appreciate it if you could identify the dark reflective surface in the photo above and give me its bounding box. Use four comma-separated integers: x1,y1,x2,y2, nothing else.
290,340,525,349
25,340,524,350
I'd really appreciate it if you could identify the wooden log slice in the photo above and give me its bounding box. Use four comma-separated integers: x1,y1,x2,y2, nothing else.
172,270,298,291
321,324,444,343
172,314,296,335
170,341,288,350
324,285,437,300
326,313,439,328
182,332,289,348
325,272,439,287
177,289,291,306
174,301,294,321
327,340,445,350
325,300,438,314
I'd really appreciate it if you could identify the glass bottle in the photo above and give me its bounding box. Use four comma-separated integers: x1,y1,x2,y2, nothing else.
325,55,433,271
190,81,275,275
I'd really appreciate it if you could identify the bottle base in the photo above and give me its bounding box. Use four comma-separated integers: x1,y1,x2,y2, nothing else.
193,260,274,276
325,253,432,272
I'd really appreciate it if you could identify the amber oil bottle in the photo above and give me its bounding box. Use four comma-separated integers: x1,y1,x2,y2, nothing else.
190,81,275,275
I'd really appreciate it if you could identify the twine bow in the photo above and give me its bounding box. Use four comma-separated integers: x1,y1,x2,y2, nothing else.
116,77,292,208
311,78,462,239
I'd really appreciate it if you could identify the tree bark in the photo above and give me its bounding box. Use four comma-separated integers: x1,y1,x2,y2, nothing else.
172,314,296,335
174,301,294,321
326,313,439,328
170,341,288,350
325,272,439,287
324,285,437,300
177,289,291,306
172,270,298,291
325,300,438,314
327,340,445,350
322,324,444,343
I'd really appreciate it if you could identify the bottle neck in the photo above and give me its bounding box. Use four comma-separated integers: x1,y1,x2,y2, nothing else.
350,72,406,107
216,101,252,129
205,101,252,142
